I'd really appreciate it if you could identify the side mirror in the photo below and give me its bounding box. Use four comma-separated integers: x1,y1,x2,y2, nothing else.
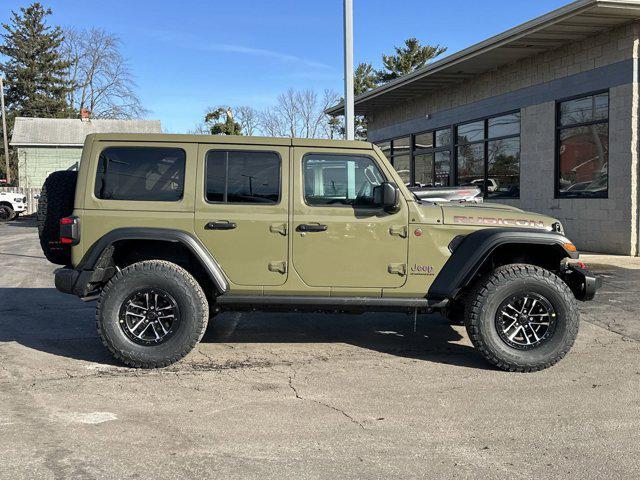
373,182,400,212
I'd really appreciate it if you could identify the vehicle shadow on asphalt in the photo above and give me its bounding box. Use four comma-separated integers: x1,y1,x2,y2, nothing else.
0,288,490,370
1,215,38,228
203,311,491,370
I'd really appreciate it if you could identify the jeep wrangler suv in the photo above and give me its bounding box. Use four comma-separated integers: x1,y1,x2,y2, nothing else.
38,134,600,371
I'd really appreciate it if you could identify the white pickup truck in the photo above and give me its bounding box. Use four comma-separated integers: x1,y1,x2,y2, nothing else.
0,191,27,221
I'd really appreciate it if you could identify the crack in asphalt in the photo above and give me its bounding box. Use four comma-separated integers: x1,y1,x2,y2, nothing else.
288,373,365,430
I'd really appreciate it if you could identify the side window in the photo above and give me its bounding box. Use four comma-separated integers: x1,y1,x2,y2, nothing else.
205,150,280,204
95,147,185,201
303,154,385,207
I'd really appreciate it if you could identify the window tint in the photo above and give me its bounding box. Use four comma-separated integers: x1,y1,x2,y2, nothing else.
435,128,451,147
435,151,451,186
453,112,520,198
457,143,484,187
488,113,520,138
95,147,185,201
560,92,608,127
303,154,385,207
414,152,434,186
392,136,411,154
488,137,520,198
376,141,391,158
392,154,411,185
457,121,484,144
205,150,280,204
557,93,608,198
414,132,434,150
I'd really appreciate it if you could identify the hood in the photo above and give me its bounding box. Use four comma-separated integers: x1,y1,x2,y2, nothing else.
439,202,557,230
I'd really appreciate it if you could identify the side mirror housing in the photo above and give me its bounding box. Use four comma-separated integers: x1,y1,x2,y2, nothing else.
373,182,400,212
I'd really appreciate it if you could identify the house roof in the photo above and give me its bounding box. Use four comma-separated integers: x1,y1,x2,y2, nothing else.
326,0,640,116
10,117,162,147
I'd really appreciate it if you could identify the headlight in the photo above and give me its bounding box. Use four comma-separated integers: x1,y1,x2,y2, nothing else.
552,221,564,235
14,197,22,203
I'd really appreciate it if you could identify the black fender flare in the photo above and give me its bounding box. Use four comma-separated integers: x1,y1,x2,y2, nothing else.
77,227,229,293
428,228,577,300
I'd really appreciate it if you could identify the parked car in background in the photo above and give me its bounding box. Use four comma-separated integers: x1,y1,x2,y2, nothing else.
0,191,27,221
410,185,483,203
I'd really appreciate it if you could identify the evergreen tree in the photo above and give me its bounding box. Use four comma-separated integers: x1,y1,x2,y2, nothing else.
354,62,378,96
353,62,378,140
377,38,446,83
204,107,243,135
0,3,71,123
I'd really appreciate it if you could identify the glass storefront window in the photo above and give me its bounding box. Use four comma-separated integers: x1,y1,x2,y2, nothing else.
557,92,608,198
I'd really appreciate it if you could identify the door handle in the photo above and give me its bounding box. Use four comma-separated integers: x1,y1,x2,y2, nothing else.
205,220,237,230
296,223,328,232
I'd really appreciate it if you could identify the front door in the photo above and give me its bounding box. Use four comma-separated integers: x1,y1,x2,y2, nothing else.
194,144,289,286
291,148,409,289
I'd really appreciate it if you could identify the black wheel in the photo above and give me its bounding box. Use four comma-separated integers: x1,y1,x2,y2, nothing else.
96,260,209,368
465,264,579,372
37,170,77,265
0,205,12,222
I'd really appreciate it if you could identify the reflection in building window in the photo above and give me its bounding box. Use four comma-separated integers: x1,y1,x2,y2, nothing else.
557,92,608,198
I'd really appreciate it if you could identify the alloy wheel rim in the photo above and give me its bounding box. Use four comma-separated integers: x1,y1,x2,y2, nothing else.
119,288,180,346
495,292,557,350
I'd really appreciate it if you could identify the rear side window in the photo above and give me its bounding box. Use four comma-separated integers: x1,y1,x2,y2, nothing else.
205,150,280,204
95,147,186,201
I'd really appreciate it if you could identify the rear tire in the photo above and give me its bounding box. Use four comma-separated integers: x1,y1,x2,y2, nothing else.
96,260,209,368
37,170,77,265
465,264,579,372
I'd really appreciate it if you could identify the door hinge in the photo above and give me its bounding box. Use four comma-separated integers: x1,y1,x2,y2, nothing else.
389,225,407,238
268,261,287,274
388,263,406,276
269,223,288,236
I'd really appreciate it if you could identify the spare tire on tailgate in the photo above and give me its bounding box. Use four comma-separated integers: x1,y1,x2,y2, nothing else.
37,170,78,265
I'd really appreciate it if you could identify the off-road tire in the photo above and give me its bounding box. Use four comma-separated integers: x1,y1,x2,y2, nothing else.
0,205,13,222
37,170,78,265
96,260,209,368
465,264,579,372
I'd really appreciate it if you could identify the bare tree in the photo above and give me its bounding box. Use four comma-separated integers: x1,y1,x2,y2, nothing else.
235,106,260,136
63,28,147,119
258,88,340,139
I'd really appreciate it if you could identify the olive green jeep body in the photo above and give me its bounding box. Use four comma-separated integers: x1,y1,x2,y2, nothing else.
40,134,600,370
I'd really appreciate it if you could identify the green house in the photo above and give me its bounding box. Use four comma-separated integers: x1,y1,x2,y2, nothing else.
10,116,162,188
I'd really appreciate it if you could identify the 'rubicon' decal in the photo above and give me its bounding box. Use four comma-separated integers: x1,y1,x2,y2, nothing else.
454,216,545,229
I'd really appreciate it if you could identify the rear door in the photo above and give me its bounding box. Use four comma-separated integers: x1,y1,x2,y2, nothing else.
291,148,409,289
194,143,289,286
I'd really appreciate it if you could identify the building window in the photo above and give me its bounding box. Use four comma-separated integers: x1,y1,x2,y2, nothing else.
455,112,520,198
556,92,608,198
413,128,452,187
205,150,280,204
385,136,411,185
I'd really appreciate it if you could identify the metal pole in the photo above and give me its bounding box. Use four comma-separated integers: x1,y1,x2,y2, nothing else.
343,0,355,141
0,77,10,184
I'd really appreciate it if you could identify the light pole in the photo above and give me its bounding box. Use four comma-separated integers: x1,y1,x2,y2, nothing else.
343,0,355,141
0,77,9,184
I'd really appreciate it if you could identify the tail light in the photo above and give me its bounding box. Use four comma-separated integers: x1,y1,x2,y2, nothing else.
60,216,80,245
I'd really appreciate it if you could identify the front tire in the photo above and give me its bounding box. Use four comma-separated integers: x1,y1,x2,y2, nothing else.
97,260,209,368
0,205,13,222
465,264,579,372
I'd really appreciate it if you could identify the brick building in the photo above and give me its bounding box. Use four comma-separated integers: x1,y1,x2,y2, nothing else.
328,0,640,255
10,115,161,189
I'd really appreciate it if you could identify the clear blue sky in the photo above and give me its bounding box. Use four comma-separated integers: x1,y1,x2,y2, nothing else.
3,0,571,132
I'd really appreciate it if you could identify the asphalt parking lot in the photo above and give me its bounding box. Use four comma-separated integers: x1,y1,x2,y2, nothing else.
1,216,639,480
